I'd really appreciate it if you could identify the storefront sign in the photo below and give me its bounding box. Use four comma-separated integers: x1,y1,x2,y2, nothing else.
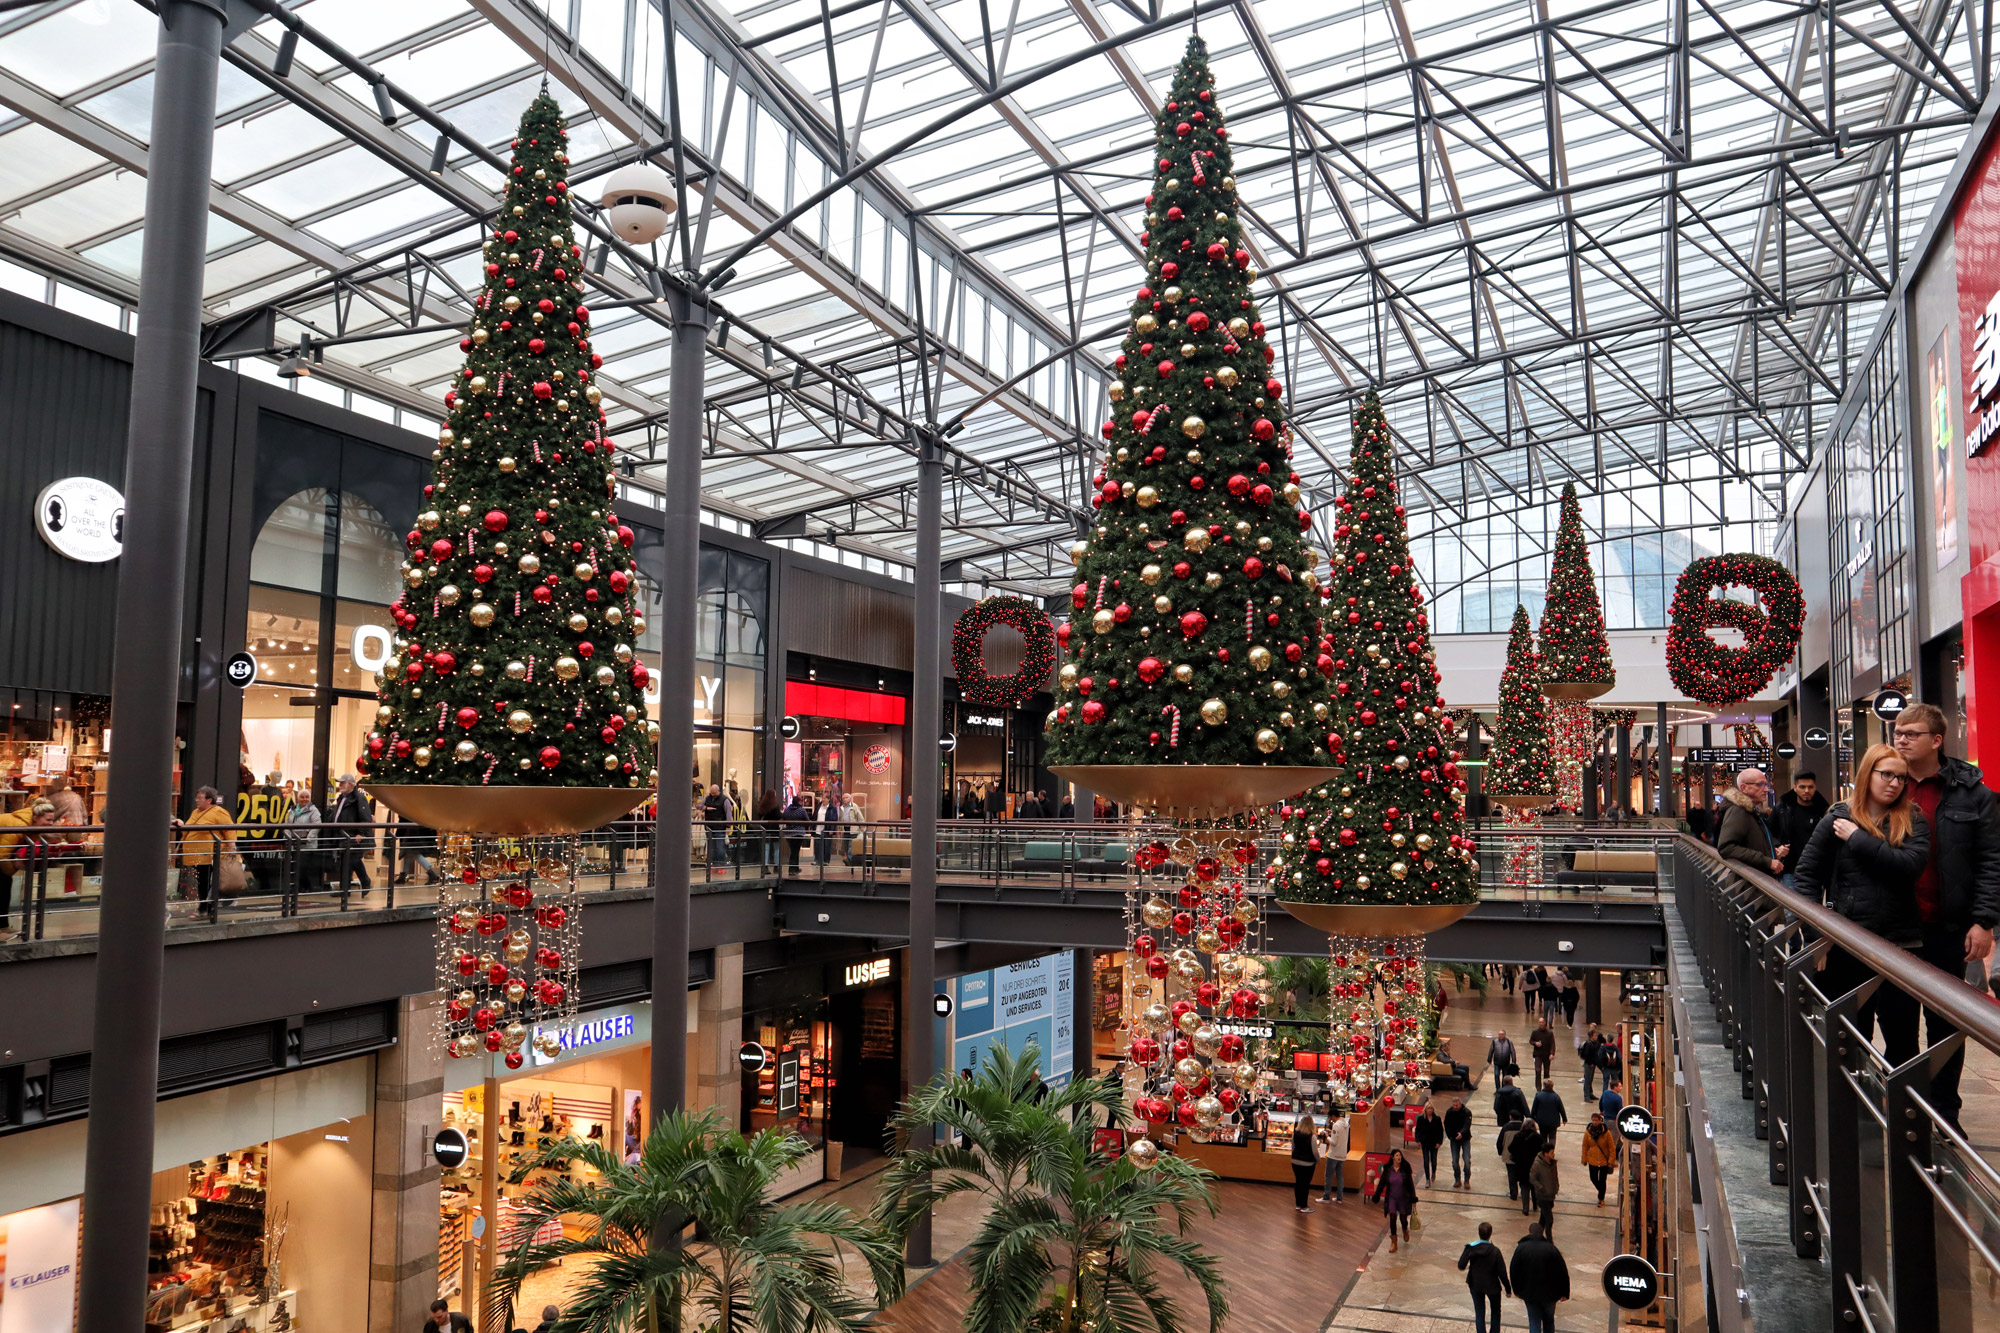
938,731,957,754
224,651,258,688
1216,1021,1275,1039
1615,1105,1656,1143
530,1005,646,1067
1971,285,2000,456
1682,748,1768,766
738,1041,768,1073
861,743,892,773
33,477,123,563
0,1197,80,1333
951,952,1075,1085
1776,742,1798,759
961,712,1008,730
1805,727,1831,749
779,715,802,740
1602,1253,1661,1309
1872,689,1908,720
844,957,892,987
350,623,394,673
432,1127,470,1168
777,1053,801,1117
932,992,954,1017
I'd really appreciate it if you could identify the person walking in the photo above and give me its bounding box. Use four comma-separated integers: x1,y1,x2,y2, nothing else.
1508,1223,1570,1333
1581,1110,1618,1206
394,817,438,886
1519,965,1540,1016
1371,1147,1418,1251
781,792,810,877
43,775,89,895
1500,963,1516,996
1530,1080,1567,1147
531,1306,562,1333
1458,1220,1512,1333
1290,1114,1324,1213
1492,1074,1529,1127
1528,1144,1560,1237
1559,970,1580,1026
1318,1108,1349,1202
1444,1096,1475,1189
424,1297,474,1332
701,783,731,869
1497,1111,1532,1203
329,775,375,894
1599,1076,1624,1122
813,792,839,872
1528,1016,1555,1087
1506,1116,1544,1214
1413,1103,1445,1186
839,789,864,865
174,786,235,917
1775,770,1830,889
1717,767,1787,877
756,788,783,872
1536,967,1560,1023
1578,1023,1604,1100
1486,1029,1519,1086
284,790,324,898
1889,703,2000,1135
1796,742,1931,1062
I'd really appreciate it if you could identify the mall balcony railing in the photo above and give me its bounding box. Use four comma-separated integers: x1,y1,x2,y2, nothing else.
0,815,1677,947
1674,835,2000,1333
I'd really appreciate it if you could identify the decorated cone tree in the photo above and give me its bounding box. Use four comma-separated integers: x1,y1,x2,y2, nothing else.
362,93,656,791
1270,392,1477,908
1486,605,1554,800
1044,35,1332,769
1537,484,1615,697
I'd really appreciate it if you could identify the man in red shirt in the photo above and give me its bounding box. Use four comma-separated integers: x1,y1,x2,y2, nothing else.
1890,702,2000,1133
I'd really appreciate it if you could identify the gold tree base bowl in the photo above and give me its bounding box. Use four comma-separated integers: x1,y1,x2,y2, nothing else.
1051,764,1331,816
1276,901,1477,937
1541,680,1615,701
362,784,652,836
1484,792,1556,809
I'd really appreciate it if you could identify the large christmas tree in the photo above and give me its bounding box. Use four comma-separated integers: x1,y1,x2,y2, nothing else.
1486,605,1554,799
1537,483,1615,694
1270,393,1476,906
362,94,656,789
1044,36,1333,768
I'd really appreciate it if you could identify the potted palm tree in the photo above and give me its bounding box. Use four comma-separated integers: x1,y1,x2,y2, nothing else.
484,1106,902,1332
876,1045,1228,1333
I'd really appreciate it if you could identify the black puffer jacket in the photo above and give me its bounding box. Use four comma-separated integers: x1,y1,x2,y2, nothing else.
1794,801,1931,947
1921,757,2000,930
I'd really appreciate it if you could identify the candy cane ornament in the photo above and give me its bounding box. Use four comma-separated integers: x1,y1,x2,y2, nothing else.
1160,704,1181,747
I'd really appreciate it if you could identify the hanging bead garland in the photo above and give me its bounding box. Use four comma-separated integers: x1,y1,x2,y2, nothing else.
434,836,584,1066
1324,934,1433,1103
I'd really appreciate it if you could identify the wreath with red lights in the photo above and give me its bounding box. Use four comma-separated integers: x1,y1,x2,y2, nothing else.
1665,555,1804,706
953,596,1057,707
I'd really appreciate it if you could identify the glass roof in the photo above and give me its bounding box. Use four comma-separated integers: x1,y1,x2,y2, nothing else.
0,0,1979,604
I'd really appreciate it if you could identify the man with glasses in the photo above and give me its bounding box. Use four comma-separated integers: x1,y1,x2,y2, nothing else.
1716,768,1787,877
1890,703,2000,1134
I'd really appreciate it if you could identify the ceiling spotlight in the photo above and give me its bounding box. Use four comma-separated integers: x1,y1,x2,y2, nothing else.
589,242,609,275
762,340,774,369
714,318,730,349
428,133,450,176
372,80,397,126
645,269,667,304
272,28,299,78
710,266,738,291
277,349,312,378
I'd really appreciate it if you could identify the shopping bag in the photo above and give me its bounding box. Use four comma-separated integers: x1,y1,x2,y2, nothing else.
218,854,249,895
1408,1207,1423,1233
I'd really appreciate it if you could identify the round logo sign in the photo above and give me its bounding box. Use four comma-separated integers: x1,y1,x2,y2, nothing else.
938,732,957,754
1776,741,1798,759
1615,1104,1656,1143
1804,727,1830,749
432,1127,470,1168
35,477,124,562
737,1041,768,1073
1602,1253,1661,1309
933,992,955,1017
862,743,892,773
778,716,802,740
1872,689,1908,721
223,652,259,688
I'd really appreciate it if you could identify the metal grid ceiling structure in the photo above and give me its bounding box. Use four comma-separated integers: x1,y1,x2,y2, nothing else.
0,0,1984,618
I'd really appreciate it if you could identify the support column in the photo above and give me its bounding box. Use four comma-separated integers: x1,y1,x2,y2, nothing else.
475,1076,501,1313
1583,968,1603,1026
1656,704,1675,817
1700,723,1715,811
1072,948,1096,1083
1615,726,1631,815
905,437,943,1267
77,5,229,1327
649,293,710,1121
693,944,746,1127
368,994,448,1333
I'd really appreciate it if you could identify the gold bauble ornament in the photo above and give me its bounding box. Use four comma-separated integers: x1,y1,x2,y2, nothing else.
1195,927,1222,954
1228,317,1250,337
1184,527,1210,552
1070,540,1089,564
505,660,527,680
1108,379,1127,402
404,567,426,588
1233,899,1258,924
1248,646,1272,670
1129,1137,1161,1168
1059,664,1079,687
469,603,495,627
555,656,581,680
1200,698,1228,725
1255,728,1281,753
1279,710,1296,727
1216,366,1239,388
1194,1094,1224,1127
1141,563,1163,585
418,510,441,531
506,709,534,734
413,746,433,767
594,665,617,686
1136,485,1159,508
439,584,462,607
1136,314,1158,334
1181,415,1206,438
1092,608,1116,634
1271,680,1291,698
518,553,541,574
1180,342,1196,359
573,562,595,581
1415,833,1436,851
453,740,478,762
1175,1057,1204,1083
1390,861,1409,880
1140,897,1172,928
1173,663,1195,683
1356,875,1371,891
498,456,516,473
1153,595,1173,614
1163,285,1182,303
1204,572,1223,589
567,613,589,632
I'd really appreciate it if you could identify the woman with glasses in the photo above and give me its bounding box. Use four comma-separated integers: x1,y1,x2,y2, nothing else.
1794,743,1930,1061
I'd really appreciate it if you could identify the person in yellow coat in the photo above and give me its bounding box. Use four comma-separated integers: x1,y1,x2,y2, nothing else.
0,799,54,939
174,786,235,915
1579,1109,1619,1205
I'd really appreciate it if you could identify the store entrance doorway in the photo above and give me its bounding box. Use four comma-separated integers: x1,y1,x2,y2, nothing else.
826,982,901,1168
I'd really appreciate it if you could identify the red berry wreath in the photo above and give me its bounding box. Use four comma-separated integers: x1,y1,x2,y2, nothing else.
952,596,1057,708
1665,554,1804,706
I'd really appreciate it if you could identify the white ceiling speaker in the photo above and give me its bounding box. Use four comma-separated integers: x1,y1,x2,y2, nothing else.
599,163,678,244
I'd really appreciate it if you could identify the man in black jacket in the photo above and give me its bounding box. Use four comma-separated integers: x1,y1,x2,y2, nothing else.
1457,1220,1511,1333
329,775,375,893
1443,1096,1475,1188
1506,1117,1544,1214
1492,1074,1529,1126
1892,703,2000,1132
1508,1223,1570,1333
1773,771,1829,888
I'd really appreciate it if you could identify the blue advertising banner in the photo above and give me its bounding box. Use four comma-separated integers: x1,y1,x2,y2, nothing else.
951,952,1074,1086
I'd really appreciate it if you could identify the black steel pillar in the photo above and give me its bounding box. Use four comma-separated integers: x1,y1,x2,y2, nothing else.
1583,968,1603,1026
1071,947,1096,1082
648,293,709,1120
905,436,943,1267
78,3,227,1327
1615,725,1631,815
1700,723,1715,810
1656,704,1675,816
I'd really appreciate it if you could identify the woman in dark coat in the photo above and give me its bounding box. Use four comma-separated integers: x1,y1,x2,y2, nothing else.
1371,1146,1419,1250
1794,742,1930,1062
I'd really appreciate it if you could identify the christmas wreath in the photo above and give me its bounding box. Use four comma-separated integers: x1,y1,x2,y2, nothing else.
953,596,1057,707
1665,554,1804,706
